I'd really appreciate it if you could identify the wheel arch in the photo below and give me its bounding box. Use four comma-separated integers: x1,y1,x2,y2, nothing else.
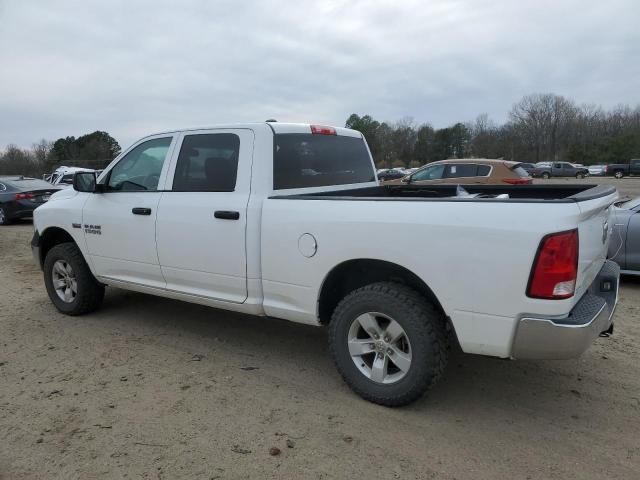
317,258,447,325
39,226,79,267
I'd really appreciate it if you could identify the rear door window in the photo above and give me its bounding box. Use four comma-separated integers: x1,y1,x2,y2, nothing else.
445,164,478,178
173,133,240,192
273,134,375,190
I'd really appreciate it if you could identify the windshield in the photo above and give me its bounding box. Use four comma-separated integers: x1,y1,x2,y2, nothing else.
273,134,375,190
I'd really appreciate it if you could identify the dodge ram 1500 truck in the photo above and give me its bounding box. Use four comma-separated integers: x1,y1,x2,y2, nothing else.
31,122,620,406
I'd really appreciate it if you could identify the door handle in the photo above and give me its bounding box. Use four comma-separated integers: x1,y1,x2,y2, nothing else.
214,210,240,220
132,207,152,215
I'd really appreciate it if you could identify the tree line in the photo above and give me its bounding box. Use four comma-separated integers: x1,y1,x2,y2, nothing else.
2,93,639,176
347,93,640,168
0,131,121,177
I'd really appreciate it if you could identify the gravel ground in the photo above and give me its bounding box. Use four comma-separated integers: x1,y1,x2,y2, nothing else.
1,180,639,479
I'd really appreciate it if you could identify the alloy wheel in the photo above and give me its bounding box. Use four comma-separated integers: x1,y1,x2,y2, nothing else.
347,312,412,384
52,260,78,303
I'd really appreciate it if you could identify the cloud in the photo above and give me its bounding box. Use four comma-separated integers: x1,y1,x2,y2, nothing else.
0,0,638,148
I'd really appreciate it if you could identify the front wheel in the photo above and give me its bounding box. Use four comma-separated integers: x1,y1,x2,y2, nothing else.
576,172,585,179
43,243,105,315
329,282,448,406
542,172,550,179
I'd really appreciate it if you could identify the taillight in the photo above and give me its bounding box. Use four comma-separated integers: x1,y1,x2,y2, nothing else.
15,192,35,200
310,125,337,135
503,178,532,185
527,229,578,299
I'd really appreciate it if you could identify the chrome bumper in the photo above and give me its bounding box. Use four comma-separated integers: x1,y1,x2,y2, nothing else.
512,260,619,359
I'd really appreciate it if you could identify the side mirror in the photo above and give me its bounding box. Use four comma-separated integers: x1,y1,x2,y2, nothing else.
73,172,98,193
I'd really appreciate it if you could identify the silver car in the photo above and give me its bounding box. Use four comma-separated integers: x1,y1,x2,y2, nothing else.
589,165,607,176
608,197,640,274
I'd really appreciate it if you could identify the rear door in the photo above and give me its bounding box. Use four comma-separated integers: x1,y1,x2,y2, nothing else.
155,129,253,303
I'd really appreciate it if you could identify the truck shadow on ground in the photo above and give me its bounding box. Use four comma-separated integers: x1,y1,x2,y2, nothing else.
89,286,626,424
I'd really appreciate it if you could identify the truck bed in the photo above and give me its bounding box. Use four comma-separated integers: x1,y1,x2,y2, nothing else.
270,184,616,203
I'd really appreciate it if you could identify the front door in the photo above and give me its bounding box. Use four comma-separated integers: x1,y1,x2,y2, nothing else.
83,135,176,288
155,129,253,303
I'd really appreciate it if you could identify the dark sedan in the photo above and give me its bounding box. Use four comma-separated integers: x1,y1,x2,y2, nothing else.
608,197,640,275
0,176,60,225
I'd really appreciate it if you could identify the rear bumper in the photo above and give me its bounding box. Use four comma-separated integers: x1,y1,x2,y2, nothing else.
511,260,619,359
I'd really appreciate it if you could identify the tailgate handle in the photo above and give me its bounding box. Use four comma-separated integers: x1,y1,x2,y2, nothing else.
132,207,152,215
214,210,240,220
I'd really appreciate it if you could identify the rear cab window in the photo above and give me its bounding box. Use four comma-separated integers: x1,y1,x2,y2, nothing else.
273,133,375,190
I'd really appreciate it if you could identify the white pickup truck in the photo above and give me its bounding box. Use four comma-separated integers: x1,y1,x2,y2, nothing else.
31,122,620,406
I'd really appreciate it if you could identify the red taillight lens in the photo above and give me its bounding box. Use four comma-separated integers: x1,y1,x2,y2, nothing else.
310,125,337,135
15,192,35,200
503,178,532,185
527,229,579,299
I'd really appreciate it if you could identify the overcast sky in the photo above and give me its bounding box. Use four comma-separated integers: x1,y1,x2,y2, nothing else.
0,0,638,149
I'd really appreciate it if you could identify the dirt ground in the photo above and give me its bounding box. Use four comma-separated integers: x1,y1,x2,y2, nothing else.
1,179,640,479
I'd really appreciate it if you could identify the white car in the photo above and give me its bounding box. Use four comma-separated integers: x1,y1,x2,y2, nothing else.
31,122,619,406
45,167,100,189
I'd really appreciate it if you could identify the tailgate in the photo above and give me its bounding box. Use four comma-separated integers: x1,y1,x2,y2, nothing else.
573,189,619,301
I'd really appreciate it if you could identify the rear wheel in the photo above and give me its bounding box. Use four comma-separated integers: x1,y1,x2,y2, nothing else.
542,172,550,179
43,243,104,315
0,207,11,225
614,170,624,179
329,282,448,406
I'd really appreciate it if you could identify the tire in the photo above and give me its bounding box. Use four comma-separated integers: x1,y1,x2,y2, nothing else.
43,243,104,315
329,282,448,407
0,207,11,225
576,172,585,179
614,171,624,179
542,172,550,179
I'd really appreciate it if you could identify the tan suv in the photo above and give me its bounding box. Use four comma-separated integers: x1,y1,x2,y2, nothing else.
383,159,532,185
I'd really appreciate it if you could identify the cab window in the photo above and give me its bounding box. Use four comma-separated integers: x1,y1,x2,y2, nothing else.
107,137,172,191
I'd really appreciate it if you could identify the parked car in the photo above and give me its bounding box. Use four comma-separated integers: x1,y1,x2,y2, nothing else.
0,176,59,225
377,169,406,182
608,196,640,275
604,159,640,178
385,159,532,185
32,122,619,406
519,163,536,174
45,166,100,188
588,165,607,176
531,162,589,179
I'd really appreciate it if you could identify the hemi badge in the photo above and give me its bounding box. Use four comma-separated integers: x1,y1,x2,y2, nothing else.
72,223,81,229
